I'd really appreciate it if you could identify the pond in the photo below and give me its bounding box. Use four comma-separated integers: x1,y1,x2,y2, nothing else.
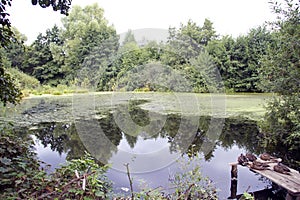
1,92,290,199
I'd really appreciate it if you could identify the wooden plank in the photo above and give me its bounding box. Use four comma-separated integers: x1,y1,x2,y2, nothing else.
247,160,300,196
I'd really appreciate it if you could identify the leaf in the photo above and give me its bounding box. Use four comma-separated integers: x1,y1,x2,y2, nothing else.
95,191,104,197
68,188,77,193
0,157,12,165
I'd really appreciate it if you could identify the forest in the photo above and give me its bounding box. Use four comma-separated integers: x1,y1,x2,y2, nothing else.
0,4,280,94
0,0,299,199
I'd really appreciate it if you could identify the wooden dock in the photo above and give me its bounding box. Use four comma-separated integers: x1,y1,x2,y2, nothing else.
229,159,300,199
249,161,300,198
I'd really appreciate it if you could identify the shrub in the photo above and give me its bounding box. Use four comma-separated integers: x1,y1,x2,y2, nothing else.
0,127,113,199
7,68,40,89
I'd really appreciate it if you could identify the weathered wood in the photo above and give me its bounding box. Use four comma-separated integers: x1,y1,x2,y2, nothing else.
231,164,238,180
247,159,300,197
229,164,238,199
229,179,237,199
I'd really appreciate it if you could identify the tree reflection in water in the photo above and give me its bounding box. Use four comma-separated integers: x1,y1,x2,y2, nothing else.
17,99,299,170
20,110,246,162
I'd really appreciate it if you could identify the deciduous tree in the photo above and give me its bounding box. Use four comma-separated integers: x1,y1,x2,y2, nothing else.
61,3,119,82
0,0,72,105
259,0,300,155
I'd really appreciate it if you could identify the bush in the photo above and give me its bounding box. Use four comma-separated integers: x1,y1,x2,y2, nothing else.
0,67,22,105
41,85,54,94
0,127,45,199
7,68,40,90
0,127,113,199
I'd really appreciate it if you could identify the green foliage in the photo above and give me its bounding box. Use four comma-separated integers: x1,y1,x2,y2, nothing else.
51,155,113,199
116,62,192,92
261,95,300,150
239,192,254,200
0,0,13,48
259,0,300,153
3,27,27,68
259,0,300,95
0,0,72,106
207,26,274,92
97,40,161,91
79,34,119,90
61,3,119,82
0,127,113,199
31,0,72,15
0,27,25,106
23,25,65,85
169,154,218,199
162,19,205,66
6,67,40,90
23,84,87,96
0,66,22,106
2,3,278,95
122,29,137,45
0,127,47,199
190,51,224,93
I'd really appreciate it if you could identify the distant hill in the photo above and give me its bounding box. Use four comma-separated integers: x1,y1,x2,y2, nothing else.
119,28,169,45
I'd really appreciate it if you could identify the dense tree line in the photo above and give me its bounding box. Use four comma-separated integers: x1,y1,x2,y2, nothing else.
1,3,277,93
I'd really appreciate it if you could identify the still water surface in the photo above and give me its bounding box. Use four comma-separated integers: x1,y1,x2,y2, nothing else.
2,92,280,199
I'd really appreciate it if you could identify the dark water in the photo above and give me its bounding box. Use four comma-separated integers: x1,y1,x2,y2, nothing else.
2,94,293,199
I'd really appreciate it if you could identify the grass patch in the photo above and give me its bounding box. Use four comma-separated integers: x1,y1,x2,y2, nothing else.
51,91,63,95
75,89,89,94
21,84,90,96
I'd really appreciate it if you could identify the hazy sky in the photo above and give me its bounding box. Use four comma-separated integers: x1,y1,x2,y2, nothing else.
9,0,277,43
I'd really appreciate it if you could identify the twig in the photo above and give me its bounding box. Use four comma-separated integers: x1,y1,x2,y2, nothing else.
36,171,96,199
184,183,195,200
245,185,251,192
124,163,134,200
176,183,195,200
145,186,163,196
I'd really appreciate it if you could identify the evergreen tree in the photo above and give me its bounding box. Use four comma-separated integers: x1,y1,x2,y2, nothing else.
23,25,64,85
122,29,137,46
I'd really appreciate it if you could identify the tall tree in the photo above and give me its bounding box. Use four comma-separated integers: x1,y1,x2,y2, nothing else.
0,0,72,105
206,35,234,90
259,0,300,156
200,18,217,46
207,26,273,92
23,25,64,85
61,3,119,82
163,19,203,66
162,19,217,67
161,19,218,92
3,27,27,68
245,26,274,91
122,29,137,46
80,34,119,90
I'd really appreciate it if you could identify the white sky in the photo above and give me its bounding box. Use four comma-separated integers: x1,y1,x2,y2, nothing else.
9,0,277,44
